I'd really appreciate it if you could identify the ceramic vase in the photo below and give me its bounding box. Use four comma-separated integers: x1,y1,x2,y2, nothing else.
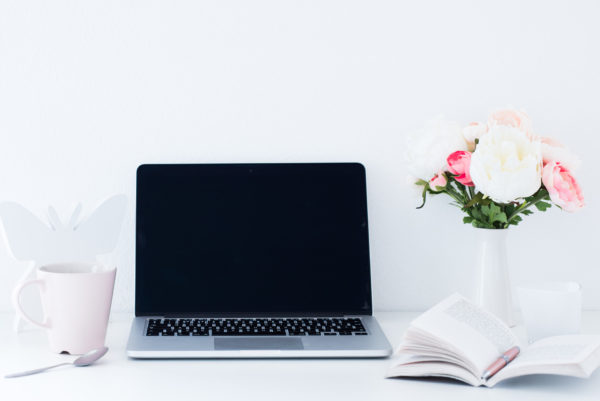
475,228,515,327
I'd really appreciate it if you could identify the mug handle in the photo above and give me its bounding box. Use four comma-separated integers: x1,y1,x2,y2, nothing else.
12,279,51,329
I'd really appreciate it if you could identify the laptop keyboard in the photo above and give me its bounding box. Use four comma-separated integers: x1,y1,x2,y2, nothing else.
146,318,368,337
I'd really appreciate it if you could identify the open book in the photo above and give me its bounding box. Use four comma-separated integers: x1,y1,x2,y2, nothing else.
387,293,600,387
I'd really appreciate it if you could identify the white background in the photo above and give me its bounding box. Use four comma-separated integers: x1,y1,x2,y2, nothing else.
0,0,598,313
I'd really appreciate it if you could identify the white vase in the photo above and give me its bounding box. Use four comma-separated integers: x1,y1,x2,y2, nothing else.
475,228,515,327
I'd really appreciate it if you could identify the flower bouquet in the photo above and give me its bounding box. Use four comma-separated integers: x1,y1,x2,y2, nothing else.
406,109,584,325
407,109,584,227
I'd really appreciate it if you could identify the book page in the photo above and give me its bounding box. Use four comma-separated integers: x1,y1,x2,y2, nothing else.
387,355,482,386
408,293,520,375
488,335,600,386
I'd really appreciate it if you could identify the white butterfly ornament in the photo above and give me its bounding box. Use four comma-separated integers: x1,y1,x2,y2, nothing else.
0,195,127,332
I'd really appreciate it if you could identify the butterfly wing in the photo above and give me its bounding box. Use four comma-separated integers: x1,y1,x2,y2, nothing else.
47,206,63,230
75,194,127,255
68,203,82,229
0,202,54,261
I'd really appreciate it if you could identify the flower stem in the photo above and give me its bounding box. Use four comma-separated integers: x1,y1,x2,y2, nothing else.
507,189,549,223
443,186,467,208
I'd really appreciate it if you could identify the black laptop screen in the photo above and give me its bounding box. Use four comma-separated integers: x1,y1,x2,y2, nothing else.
135,163,372,316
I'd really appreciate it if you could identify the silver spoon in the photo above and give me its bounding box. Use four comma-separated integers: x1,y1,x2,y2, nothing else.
4,346,109,378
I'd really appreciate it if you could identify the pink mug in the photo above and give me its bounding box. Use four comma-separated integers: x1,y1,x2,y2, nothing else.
13,262,116,354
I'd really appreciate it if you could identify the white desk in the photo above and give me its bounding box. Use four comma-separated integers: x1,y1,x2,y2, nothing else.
2,312,600,400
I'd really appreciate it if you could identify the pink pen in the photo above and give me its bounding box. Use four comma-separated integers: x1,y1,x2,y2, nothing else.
481,346,520,380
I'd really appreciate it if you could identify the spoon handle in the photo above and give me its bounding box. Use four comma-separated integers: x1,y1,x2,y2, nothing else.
5,362,71,378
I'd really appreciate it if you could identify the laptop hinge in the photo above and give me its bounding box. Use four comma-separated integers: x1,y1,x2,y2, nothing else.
157,312,357,318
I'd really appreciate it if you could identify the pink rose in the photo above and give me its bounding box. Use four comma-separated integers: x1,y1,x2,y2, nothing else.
542,161,584,212
447,151,474,186
488,109,533,135
429,172,447,190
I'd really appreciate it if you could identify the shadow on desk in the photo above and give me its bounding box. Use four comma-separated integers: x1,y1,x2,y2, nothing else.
387,376,470,387
389,372,600,393
495,374,600,393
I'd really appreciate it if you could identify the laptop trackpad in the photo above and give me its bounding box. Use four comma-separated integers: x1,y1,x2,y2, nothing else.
214,337,304,350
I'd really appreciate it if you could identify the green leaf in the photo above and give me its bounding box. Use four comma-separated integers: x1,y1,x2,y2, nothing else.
463,216,474,224
508,215,522,226
535,201,552,212
525,187,550,203
471,208,484,221
521,210,533,216
479,203,506,228
488,204,501,222
494,212,508,224
416,185,428,209
415,179,429,187
463,192,484,209
472,220,493,229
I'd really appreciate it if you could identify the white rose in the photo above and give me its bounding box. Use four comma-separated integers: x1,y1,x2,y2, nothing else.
470,125,542,203
404,116,468,181
488,108,533,136
463,122,488,145
540,137,581,172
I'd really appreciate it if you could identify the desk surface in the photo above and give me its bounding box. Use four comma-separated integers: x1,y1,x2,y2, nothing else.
2,311,600,400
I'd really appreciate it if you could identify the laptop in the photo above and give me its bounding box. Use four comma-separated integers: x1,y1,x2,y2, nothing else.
126,163,392,358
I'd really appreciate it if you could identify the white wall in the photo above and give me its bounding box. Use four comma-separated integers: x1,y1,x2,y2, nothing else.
1,0,599,313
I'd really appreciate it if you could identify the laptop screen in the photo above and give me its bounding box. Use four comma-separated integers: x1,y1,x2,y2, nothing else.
135,163,372,316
